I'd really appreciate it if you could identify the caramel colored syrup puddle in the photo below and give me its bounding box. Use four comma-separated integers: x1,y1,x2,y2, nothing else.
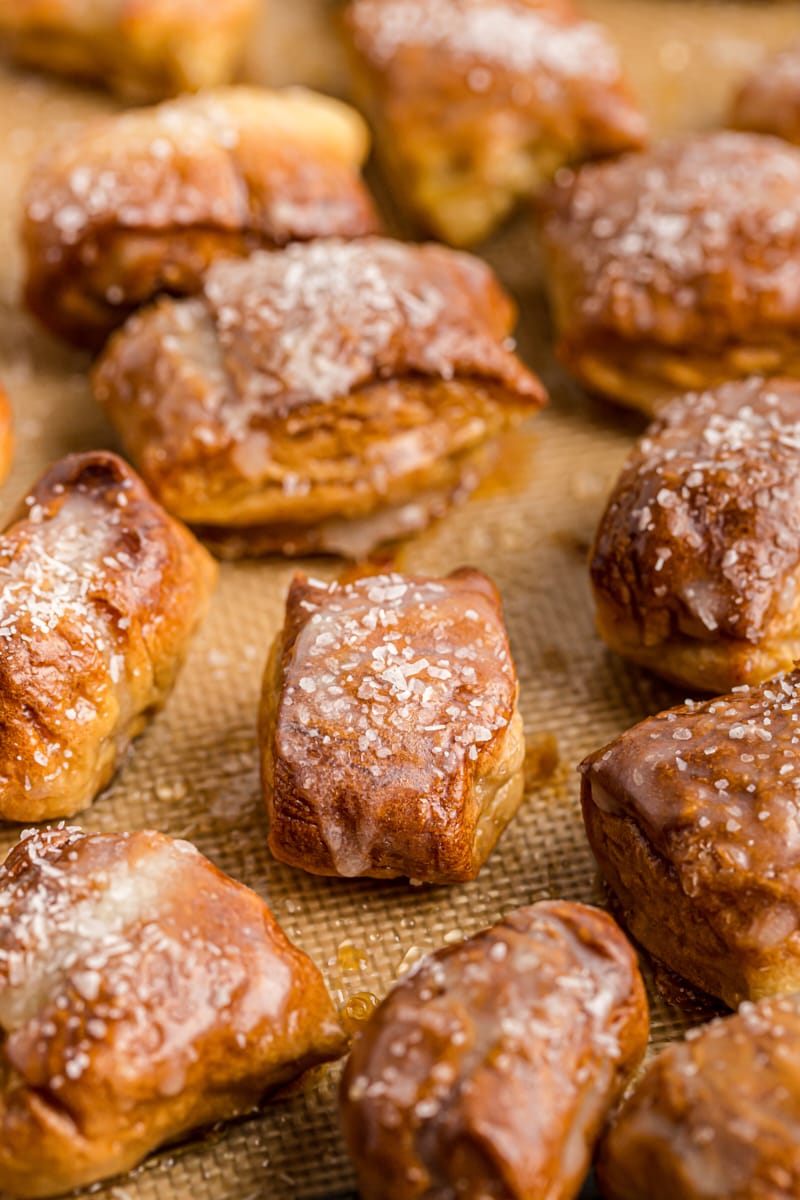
340,991,380,1036
337,941,368,972
524,734,560,791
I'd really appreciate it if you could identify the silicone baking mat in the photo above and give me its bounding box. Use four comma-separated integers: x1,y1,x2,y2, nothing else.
1,2,799,1197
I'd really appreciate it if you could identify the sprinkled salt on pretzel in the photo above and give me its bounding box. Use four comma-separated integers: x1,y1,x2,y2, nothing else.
260,568,525,881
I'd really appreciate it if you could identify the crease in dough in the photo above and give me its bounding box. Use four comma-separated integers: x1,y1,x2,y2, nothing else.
93,238,545,558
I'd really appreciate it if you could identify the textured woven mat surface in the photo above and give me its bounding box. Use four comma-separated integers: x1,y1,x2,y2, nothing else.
0,2,799,1197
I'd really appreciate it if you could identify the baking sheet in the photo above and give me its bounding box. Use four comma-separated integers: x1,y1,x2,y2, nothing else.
1,2,800,1197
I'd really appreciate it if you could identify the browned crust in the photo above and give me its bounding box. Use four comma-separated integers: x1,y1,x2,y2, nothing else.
259,568,525,882
539,132,800,406
730,40,800,146
341,0,646,246
589,377,800,692
340,900,649,1200
594,597,800,695
0,0,259,100
580,786,750,1008
557,334,800,415
580,670,800,1008
22,87,379,349
0,826,346,1198
0,450,217,821
93,239,545,556
596,995,800,1200
188,457,489,561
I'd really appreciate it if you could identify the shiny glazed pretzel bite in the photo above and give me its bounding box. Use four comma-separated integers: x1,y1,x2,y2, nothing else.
0,450,216,823
340,900,649,1200
539,132,800,413
597,995,800,1200
259,569,525,882
0,0,258,102
93,238,545,559
730,40,800,146
342,0,646,246
590,378,800,694
581,669,800,1008
0,826,346,1198
23,86,379,349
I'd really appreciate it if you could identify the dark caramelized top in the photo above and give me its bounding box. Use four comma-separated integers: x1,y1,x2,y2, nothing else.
598,994,800,1199
24,86,377,260
345,0,646,155
197,237,543,414
582,670,800,955
341,900,648,1200
273,568,519,877
0,451,215,818
0,827,345,1133
540,132,800,346
591,377,800,643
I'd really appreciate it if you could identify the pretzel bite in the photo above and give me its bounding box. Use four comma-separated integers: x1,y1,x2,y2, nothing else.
340,900,649,1199
0,825,345,1198
342,0,646,245
259,569,525,882
0,450,216,822
581,669,800,1008
539,132,800,413
597,994,800,1200
0,0,258,100
93,238,545,558
590,377,800,693
730,40,800,147
23,87,378,348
